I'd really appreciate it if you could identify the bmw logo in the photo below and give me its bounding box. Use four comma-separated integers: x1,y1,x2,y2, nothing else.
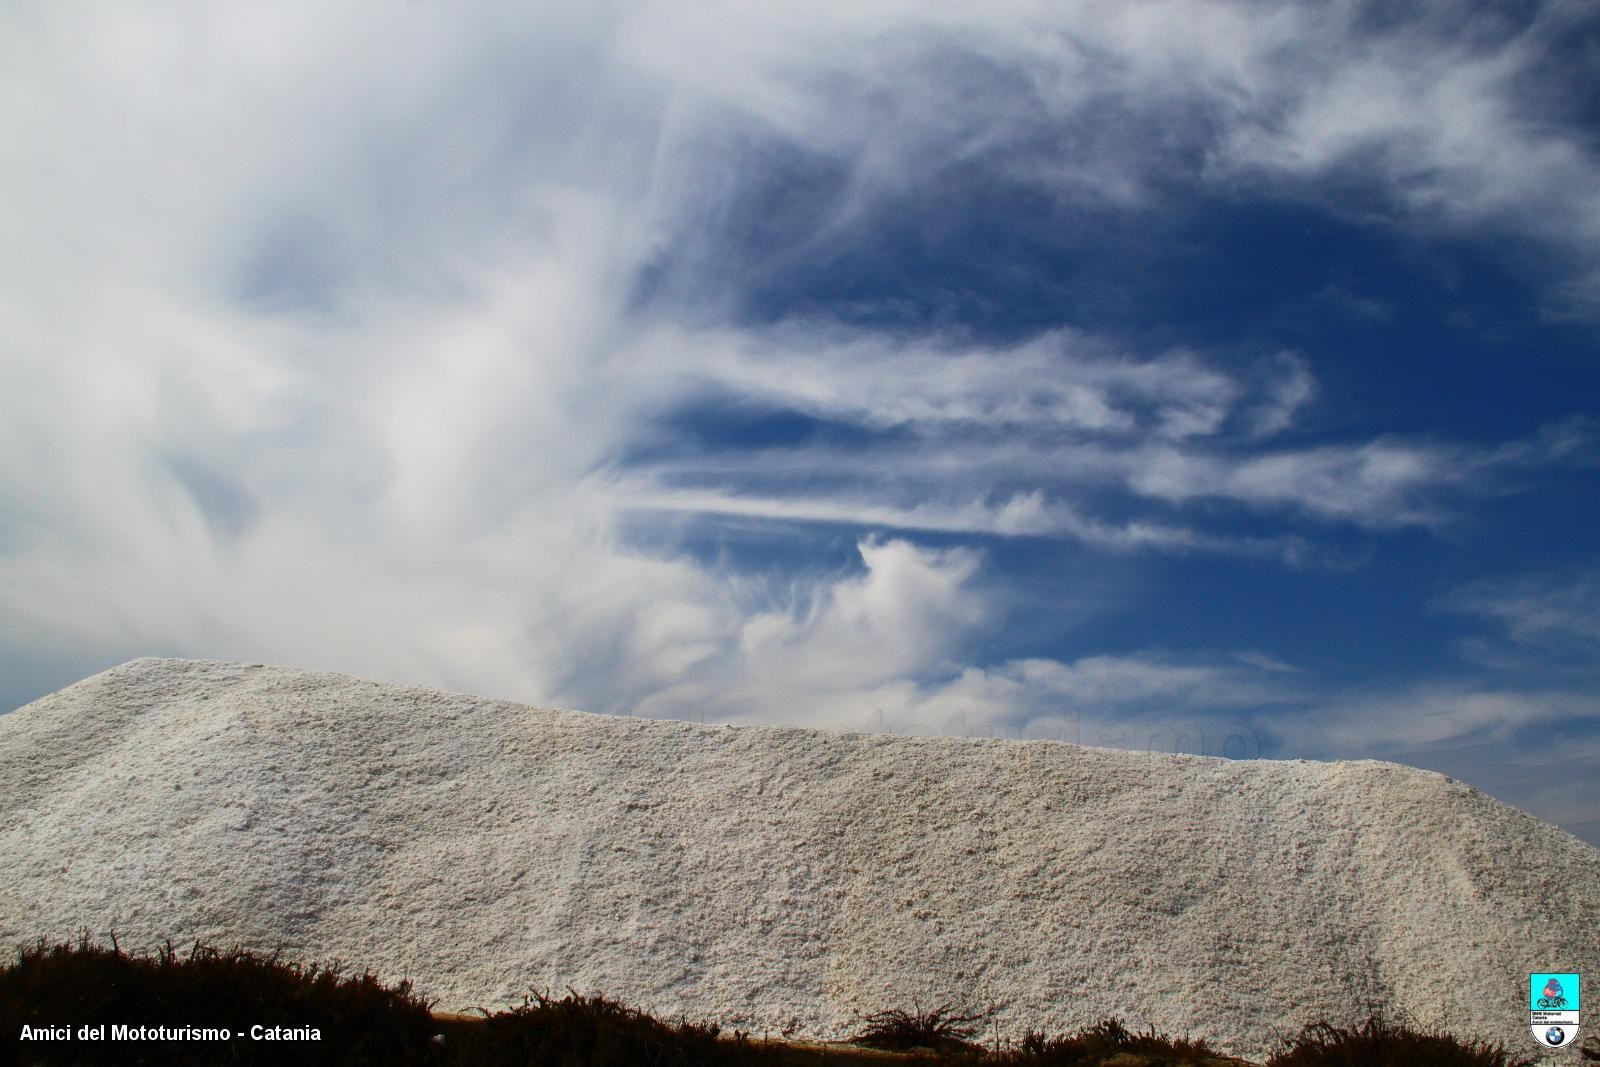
1544,1026,1565,1046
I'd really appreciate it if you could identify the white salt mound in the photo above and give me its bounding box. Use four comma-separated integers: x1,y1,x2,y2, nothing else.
2,659,1596,1059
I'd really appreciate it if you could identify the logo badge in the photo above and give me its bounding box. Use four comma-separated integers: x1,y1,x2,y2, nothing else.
1530,972,1580,1048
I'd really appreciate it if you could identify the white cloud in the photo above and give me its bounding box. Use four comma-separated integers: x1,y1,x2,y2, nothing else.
1127,439,1453,525
1215,3,1600,245
631,325,1242,438
624,401,1582,539
1280,684,1594,753
1125,418,1594,527
616,483,1266,553
616,0,1600,307
1438,566,1600,662
462,534,998,724
1232,650,1301,673
609,319,1591,544
1243,352,1316,439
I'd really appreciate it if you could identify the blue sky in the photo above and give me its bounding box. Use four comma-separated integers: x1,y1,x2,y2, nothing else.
2,0,1598,843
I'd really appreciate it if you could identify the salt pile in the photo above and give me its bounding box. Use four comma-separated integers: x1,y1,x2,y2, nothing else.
2,658,1595,1059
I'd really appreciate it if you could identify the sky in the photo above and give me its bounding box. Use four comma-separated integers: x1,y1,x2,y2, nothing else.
2,1,1598,844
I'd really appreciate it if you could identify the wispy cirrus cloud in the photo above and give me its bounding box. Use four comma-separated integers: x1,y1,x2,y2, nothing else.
613,484,1317,561
613,321,1591,539
1441,567,1600,649
1434,564,1600,680
639,326,1238,438
626,0,1600,311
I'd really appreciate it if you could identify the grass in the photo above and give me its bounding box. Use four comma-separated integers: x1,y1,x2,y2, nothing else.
0,935,1559,1066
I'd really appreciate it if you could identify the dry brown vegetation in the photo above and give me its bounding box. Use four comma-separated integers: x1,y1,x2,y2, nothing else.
0,936,1550,1067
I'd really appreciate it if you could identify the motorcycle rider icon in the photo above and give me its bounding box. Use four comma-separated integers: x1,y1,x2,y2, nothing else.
1538,977,1568,1010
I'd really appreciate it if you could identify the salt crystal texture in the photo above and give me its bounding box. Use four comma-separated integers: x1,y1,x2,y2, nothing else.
2,658,1595,1059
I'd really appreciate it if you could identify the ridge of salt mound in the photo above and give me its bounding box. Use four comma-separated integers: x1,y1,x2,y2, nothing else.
2,657,1596,1059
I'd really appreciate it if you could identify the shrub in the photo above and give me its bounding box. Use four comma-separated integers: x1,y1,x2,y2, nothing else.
1266,1016,1538,1067
847,1004,987,1053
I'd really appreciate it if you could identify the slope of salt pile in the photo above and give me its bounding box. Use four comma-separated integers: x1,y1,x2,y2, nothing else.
2,658,1595,1059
